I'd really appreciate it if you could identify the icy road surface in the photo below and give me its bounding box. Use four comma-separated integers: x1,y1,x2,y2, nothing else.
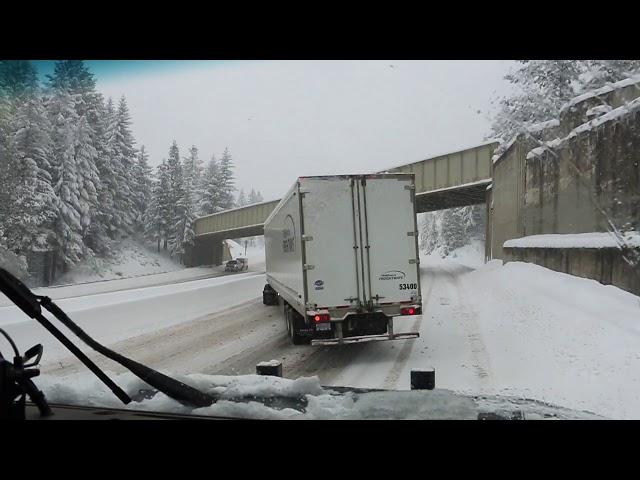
3,256,640,419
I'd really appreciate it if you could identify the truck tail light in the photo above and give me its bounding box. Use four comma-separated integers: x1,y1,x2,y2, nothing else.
311,313,330,323
401,307,420,316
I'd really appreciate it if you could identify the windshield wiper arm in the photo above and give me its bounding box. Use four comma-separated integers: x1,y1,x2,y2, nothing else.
0,268,215,408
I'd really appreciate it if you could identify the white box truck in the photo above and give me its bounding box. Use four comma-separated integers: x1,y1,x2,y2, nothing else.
262,174,421,346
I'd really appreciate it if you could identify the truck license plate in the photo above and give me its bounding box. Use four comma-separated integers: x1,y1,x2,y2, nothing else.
316,323,331,331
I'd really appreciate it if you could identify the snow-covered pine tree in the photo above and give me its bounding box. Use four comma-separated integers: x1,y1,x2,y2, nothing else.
48,60,108,254
0,60,40,250
73,115,99,242
0,96,12,239
111,96,138,237
0,60,38,99
47,88,85,272
199,155,221,215
166,141,186,256
145,160,171,251
217,147,235,210
489,61,582,142
171,144,200,260
172,187,196,261
248,188,263,205
4,93,58,260
578,60,640,92
183,145,204,208
236,189,247,207
418,204,485,258
133,145,153,231
85,95,116,254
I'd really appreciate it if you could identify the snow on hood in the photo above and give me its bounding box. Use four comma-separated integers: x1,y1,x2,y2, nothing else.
35,370,603,420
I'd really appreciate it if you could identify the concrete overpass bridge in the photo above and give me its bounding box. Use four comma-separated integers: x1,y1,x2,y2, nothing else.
185,141,498,267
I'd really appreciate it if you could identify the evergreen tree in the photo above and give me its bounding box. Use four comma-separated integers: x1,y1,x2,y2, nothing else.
248,188,263,205
111,96,137,236
199,155,221,215
217,147,235,210
47,88,84,271
134,145,153,230
47,61,96,99
0,60,38,99
183,145,204,205
0,60,40,246
47,60,104,255
74,115,99,235
171,145,200,259
85,95,116,253
236,189,247,207
145,160,171,251
166,141,186,256
579,60,640,92
4,94,58,257
173,187,196,259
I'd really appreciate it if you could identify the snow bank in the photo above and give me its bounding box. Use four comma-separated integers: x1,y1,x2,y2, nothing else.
459,261,640,419
54,239,183,286
0,265,232,308
504,231,640,249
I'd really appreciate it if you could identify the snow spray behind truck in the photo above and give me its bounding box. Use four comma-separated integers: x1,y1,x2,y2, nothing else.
263,174,421,345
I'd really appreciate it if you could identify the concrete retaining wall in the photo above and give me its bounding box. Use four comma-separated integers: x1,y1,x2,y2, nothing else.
490,78,640,295
504,246,640,296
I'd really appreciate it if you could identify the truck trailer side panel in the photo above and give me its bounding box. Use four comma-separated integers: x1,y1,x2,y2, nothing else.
264,185,305,312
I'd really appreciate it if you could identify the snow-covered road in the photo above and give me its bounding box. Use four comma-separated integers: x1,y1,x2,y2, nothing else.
3,254,640,419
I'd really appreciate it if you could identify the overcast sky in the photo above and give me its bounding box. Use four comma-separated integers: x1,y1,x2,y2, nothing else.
91,60,515,200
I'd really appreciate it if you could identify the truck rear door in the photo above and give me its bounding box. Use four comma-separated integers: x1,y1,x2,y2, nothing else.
300,177,363,310
359,176,421,306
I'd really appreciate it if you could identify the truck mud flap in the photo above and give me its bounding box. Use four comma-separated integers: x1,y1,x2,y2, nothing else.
311,332,419,346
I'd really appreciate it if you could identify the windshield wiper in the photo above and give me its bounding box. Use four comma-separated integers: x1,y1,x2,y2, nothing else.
0,267,215,410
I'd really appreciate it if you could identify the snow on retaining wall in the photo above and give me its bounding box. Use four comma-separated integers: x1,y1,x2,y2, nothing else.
504,232,640,250
559,76,640,113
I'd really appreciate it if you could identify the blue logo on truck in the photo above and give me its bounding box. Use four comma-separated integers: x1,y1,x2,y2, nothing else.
314,279,324,290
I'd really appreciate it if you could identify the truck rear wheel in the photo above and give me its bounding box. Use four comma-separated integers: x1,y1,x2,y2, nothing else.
285,305,310,345
263,284,278,306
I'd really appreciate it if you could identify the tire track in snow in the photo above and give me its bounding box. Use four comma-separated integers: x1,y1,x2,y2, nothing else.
380,267,436,389
41,298,277,377
443,263,494,390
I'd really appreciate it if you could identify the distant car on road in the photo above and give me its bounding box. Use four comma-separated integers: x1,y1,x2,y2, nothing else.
225,258,248,272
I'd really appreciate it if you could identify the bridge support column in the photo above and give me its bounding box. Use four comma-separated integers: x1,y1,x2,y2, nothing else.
186,236,215,267
211,239,224,266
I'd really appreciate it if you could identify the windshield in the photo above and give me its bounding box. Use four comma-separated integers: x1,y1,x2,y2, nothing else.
0,60,639,420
